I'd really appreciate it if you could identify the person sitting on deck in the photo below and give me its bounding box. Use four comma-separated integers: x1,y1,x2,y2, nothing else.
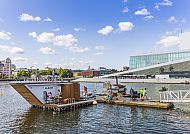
47,92,54,103
130,88,135,100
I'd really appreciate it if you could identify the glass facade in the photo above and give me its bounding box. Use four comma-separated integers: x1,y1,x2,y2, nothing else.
129,51,190,69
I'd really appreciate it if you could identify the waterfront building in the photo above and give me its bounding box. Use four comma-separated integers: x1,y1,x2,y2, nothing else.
98,67,111,76
0,58,15,78
102,51,190,78
129,50,190,70
72,70,83,78
81,66,100,78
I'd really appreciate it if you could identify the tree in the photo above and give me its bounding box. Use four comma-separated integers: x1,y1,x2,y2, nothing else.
58,68,73,78
17,70,31,78
39,69,52,76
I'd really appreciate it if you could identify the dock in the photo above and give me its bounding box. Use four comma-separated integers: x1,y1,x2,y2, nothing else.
96,96,173,109
34,100,95,111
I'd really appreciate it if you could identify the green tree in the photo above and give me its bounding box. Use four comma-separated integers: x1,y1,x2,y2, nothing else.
39,69,52,76
17,70,31,78
58,68,73,78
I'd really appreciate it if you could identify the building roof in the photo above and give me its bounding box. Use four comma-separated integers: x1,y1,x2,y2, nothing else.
100,58,190,78
130,50,190,57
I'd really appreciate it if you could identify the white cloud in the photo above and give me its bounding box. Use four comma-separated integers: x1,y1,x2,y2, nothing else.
122,7,129,13
97,26,113,35
95,45,105,50
94,52,104,55
179,32,190,49
36,32,55,43
0,45,24,54
154,5,160,10
118,22,134,31
157,36,180,48
29,32,88,53
0,31,11,40
54,34,78,46
0,18,3,22
68,46,89,53
165,28,181,35
155,0,173,10
144,15,154,20
78,60,93,66
10,47,25,54
74,28,85,32
44,62,52,66
52,28,61,32
13,57,27,62
168,16,177,23
40,47,56,54
44,17,52,22
19,13,41,22
134,8,150,16
28,32,37,38
157,32,190,50
157,0,172,6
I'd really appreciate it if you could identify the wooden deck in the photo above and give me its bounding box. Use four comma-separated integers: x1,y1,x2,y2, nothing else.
34,100,95,111
96,96,173,109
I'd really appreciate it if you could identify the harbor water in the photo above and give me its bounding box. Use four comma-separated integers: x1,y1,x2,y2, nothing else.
1,83,190,133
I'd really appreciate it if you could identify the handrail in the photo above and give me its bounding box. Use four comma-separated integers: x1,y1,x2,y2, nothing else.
159,90,190,102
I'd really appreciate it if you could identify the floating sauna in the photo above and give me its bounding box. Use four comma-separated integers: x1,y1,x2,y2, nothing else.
10,82,94,111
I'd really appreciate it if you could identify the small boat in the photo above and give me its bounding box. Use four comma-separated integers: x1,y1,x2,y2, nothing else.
111,84,126,93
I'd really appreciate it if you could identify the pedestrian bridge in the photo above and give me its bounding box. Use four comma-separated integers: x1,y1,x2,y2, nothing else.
160,90,190,103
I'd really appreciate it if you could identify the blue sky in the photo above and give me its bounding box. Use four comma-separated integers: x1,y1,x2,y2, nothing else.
0,0,190,70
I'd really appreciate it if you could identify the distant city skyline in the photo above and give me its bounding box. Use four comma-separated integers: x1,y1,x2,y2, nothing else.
0,0,190,70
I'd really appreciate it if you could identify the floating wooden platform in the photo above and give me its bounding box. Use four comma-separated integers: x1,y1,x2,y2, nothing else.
34,100,95,111
10,82,94,112
96,96,173,109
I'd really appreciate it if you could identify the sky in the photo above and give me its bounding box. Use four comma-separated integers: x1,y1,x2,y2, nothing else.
0,0,190,70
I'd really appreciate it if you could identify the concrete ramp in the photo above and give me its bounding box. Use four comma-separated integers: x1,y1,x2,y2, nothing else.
10,83,43,106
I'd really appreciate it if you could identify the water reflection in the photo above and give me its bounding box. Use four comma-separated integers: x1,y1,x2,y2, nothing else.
12,107,81,133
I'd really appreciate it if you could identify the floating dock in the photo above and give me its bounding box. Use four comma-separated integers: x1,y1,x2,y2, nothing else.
96,96,173,109
10,82,94,111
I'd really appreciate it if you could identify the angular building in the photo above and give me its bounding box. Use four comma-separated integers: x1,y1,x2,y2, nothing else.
102,51,190,78
129,51,190,70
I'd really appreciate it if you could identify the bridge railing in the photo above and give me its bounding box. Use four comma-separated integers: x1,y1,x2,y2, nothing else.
160,90,190,102
159,90,190,103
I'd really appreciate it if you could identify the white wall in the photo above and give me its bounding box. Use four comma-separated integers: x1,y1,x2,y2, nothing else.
26,84,60,104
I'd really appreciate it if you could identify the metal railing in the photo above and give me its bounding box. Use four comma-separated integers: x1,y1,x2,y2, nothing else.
159,90,190,102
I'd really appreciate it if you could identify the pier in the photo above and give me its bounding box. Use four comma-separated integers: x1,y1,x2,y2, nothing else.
96,96,173,109
33,100,95,111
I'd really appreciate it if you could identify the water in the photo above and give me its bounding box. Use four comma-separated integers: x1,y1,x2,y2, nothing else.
1,83,190,133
